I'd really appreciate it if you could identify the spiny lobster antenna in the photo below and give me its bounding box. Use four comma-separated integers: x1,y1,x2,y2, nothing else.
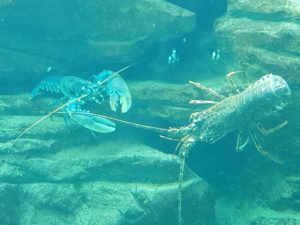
8,61,143,152
176,137,195,225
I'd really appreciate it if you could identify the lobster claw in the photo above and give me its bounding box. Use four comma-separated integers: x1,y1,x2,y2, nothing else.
94,70,132,113
69,111,116,133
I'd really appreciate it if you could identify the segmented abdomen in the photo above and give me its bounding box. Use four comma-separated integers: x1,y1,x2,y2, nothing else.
30,76,92,100
30,76,63,99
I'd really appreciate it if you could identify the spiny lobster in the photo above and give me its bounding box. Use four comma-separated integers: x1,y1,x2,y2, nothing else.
161,73,291,225
92,72,291,225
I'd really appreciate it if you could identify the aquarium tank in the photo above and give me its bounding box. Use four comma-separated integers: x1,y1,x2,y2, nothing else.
0,0,299,225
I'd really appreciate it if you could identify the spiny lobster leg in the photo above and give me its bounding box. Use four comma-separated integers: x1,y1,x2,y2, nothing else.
255,121,288,135
225,71,243,93
189,80,225,100
189,100,217,105
235,130,250,152
249,130,284,164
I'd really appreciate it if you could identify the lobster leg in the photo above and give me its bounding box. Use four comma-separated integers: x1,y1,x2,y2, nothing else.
249,130,284,164
255,121,288,135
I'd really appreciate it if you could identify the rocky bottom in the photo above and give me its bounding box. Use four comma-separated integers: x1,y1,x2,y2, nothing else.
0,137,215,225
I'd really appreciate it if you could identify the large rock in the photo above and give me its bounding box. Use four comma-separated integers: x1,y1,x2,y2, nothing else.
251,217,300,225
259,174,300,212
228,0,300,22
214,0,300,85
0,0,195,84
0,140,215,225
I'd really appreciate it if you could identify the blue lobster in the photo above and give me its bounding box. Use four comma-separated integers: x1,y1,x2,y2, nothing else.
30,71,132,133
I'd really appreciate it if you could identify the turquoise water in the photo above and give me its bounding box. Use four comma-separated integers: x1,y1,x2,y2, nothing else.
1,1,299,225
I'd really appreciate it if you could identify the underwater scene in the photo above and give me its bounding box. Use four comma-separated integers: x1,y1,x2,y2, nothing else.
0,0,300,225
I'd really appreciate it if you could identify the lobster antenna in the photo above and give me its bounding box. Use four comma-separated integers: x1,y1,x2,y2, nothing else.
9,61,143,151
9,94,89,152
95,60,144,86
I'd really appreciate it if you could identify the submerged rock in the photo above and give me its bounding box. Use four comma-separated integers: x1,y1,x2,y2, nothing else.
251,217,300,225
214,0,300,85
0,138,56,155
261,175,300,212
0,141,215,225
228,0,300,22
0,0,195,84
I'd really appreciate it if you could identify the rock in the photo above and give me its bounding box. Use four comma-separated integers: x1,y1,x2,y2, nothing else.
0,138,56,155
0,115,70,142
263,175,300,211
0,48,73,86
214,0,300,85
0,184,20,225
251,217,300,225
0,141,215,225
0,0,195,84
228,0,300,23
129,81,204,125
215,16,300,55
